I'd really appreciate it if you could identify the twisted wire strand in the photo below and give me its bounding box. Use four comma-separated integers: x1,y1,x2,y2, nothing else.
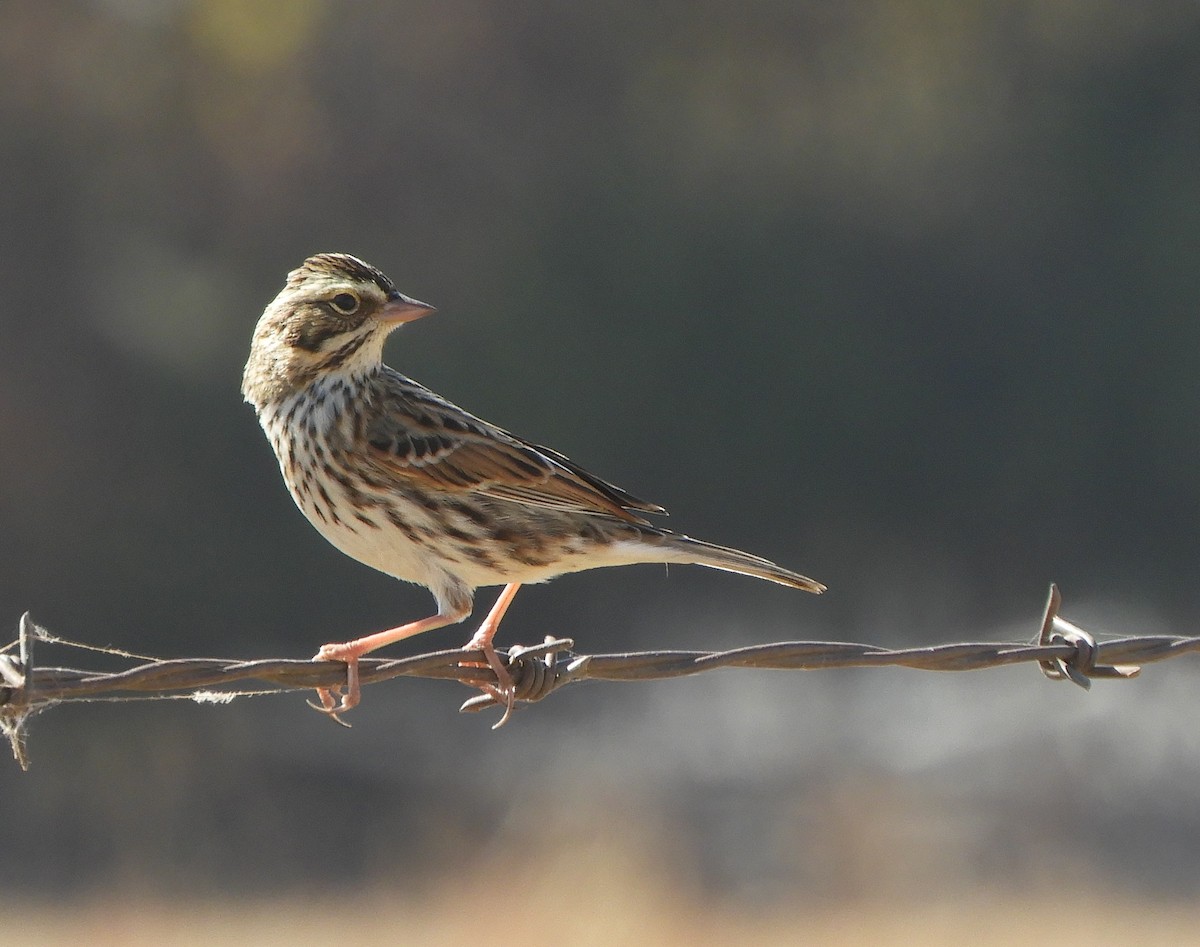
0,585,1188,768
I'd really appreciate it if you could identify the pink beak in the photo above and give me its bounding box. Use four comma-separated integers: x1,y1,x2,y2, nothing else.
379,291,436,325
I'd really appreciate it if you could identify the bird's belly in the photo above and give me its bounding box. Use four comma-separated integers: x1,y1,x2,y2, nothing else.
302,504,434,582
260,403,664,590
289,479,630,590
279,459,509,589
259,408,445,586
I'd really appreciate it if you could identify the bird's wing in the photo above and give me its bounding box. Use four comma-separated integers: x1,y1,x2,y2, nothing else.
364,373,666,524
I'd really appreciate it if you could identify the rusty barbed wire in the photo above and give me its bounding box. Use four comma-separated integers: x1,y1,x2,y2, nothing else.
0,585,1192,770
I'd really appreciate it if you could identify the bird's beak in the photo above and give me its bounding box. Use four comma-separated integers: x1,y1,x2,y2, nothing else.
379,291,437,325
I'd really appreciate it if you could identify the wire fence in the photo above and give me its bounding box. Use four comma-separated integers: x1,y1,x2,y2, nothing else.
1,584,1194,770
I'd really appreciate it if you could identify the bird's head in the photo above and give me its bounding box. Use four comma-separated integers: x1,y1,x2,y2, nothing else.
242,253,434,407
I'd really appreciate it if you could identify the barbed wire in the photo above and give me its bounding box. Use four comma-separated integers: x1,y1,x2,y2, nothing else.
0,584,1192,770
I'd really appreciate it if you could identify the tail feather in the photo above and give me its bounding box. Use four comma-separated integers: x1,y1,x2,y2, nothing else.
666,534,826,594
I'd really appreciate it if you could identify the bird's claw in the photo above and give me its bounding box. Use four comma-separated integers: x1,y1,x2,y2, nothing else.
310,647,361,726
306,693,353,728
460,637,517,728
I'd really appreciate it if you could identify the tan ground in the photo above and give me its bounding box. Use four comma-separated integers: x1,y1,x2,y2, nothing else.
6,864,1198,947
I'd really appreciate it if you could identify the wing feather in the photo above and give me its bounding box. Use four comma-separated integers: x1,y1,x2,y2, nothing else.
364,371,665,524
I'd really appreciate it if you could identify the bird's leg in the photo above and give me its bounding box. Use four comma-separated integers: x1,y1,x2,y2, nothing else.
461,583,522,723
312,607,468,722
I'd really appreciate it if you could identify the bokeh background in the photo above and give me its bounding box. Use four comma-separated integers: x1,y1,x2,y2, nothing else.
3,1,1200,942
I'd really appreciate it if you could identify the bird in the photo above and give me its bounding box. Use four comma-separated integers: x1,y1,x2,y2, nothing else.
242,252,825,723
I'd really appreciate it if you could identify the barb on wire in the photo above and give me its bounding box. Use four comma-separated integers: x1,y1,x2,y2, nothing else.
0,584,1184,770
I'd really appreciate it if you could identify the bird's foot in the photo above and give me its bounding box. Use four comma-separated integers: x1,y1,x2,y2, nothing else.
460,632,516,729
308,643,361,727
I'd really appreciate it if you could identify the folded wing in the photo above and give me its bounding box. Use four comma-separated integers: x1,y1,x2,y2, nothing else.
364,370,666,525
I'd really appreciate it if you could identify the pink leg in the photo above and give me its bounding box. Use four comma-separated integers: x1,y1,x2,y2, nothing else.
313,607,468,720
461,583,522,724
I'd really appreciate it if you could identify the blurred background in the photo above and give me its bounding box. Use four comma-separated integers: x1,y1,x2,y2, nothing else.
3,0,1200,942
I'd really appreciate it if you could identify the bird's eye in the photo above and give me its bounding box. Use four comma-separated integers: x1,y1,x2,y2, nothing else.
330,292,360,315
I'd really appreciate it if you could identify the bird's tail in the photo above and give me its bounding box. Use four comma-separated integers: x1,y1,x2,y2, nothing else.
664,534,826,594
